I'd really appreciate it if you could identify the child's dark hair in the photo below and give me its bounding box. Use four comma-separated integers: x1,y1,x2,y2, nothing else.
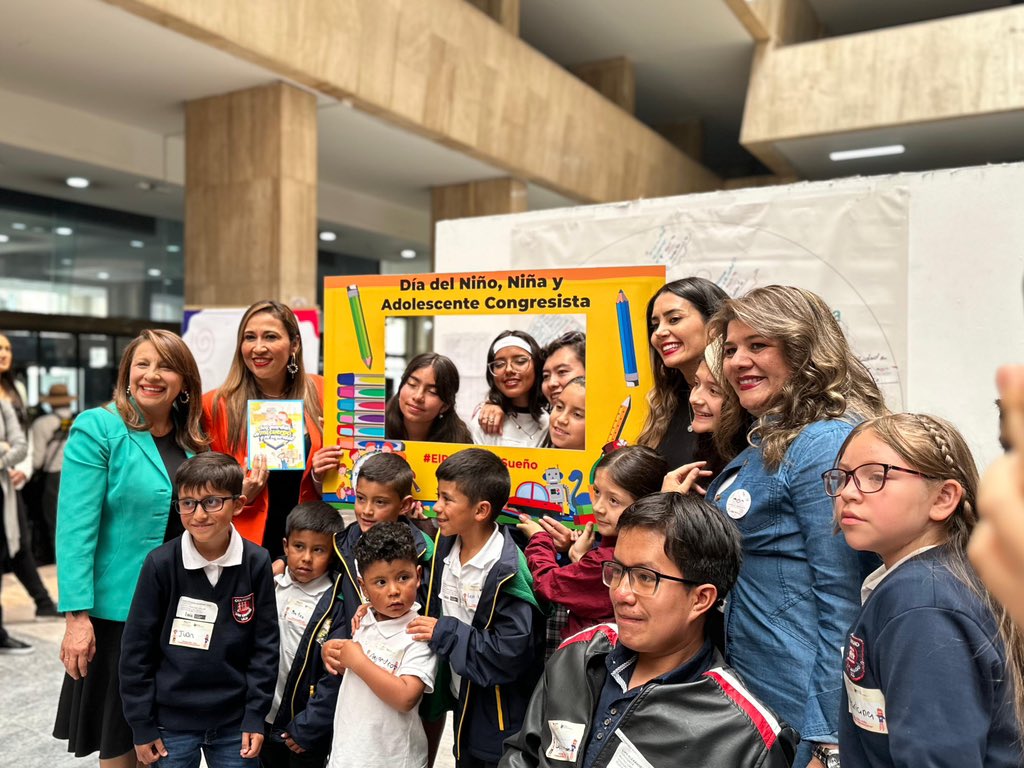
436,448,510,521
594,445,667,500
355,521,419,573
175,452,243,496
484,330,546,421
358,452,415,499
618,492,742,601
285,501,344,538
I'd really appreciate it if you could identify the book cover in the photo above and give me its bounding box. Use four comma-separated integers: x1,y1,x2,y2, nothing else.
247,400,306,470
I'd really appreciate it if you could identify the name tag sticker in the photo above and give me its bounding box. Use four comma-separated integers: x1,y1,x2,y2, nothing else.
176,596,219,623
845,677,888,734
607,731,654,768
284,597,316,628
461,584,482,612
545,720,586,763
169,618,213,650
440,580,460,604
726,489,752,519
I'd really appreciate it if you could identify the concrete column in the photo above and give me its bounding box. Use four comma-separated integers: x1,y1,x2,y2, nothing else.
184,82,317,308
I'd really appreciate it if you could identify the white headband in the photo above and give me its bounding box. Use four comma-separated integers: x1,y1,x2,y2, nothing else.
491,336,531,356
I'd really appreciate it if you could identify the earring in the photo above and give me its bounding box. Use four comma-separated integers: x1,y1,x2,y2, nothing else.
686,402,695,433
437,411,446,420
287,354,299,375
179,390,190,404
126,386,132,397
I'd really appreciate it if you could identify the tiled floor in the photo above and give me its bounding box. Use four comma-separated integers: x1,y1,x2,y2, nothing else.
1,565,456,768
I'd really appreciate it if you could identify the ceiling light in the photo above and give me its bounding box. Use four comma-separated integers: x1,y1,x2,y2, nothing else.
319,231,337,242
97,271,110,280
147,268,162,277
66,176,90,189
11,222,26,231
400,249,416,259
130,240,144,248
829,144,905,162
166,244,180,253
61,258,73,266
0,235,8,243
54,226,73,236
136,180,154,191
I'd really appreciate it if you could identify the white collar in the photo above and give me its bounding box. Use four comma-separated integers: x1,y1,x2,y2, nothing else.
182,525,244,570
445,524,503,570
274,568,332,595
361,602,421,638
860,544,939,603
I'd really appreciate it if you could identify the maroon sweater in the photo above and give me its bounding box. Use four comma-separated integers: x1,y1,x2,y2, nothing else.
525,532,616,639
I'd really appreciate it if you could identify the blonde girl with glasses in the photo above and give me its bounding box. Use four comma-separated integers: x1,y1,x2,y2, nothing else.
469,330,547,448
829,413,1024,768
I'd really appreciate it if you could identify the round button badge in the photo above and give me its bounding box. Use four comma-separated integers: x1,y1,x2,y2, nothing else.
725,489,752,519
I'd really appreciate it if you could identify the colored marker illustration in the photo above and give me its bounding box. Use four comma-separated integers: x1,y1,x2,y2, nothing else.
337,373,385,386
347,285,373,369
337,412,386,425
606,396,632,442
338,425,386,438
337,385,386,398
337,398,386,412
616,290,639,387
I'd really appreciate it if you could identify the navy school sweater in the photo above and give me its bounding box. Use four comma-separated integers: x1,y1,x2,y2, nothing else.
120,535,279,745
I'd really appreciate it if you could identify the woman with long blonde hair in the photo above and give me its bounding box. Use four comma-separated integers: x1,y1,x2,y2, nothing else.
203,300,335,556
705,285,886,768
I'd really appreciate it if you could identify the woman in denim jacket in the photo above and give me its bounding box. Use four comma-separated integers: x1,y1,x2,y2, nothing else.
705,286,886,768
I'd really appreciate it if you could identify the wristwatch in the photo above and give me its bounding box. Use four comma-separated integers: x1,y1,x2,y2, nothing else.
812,744,840,768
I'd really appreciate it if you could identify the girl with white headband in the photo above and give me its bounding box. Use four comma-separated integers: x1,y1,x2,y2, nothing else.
469,331,548,448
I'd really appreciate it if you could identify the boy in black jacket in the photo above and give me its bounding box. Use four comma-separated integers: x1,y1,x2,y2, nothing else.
408,448,545,768
264,502,345,768
499,493,798,768
282,452,436,761
120,453,278,767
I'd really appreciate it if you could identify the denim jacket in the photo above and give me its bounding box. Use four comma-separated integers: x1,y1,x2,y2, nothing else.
706,418,868,745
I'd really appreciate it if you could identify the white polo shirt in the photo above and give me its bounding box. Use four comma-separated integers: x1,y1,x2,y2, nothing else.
327,605,437,768
439,524,504,697
267,569,333,722
181,525,243,587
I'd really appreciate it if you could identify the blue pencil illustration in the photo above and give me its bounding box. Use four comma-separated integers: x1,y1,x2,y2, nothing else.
616,290,639,387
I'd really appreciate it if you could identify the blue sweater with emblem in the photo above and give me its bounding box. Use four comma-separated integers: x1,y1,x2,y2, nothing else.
119,535,279,745
839,547,1020,768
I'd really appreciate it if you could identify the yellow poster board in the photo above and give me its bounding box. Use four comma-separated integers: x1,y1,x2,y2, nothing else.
322,265,665,525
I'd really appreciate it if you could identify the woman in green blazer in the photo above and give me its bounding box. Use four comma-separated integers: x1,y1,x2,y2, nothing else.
53,329,208,767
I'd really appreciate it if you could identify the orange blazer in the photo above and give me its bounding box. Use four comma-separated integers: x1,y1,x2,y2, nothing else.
201,374,324,544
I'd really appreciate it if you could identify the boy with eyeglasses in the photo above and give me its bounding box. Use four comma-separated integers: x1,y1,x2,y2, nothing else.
120,452,279,768
500,492,798,768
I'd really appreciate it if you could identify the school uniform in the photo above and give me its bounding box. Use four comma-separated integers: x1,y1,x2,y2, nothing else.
326,605,438,768
423,525,546,767
839,546,1020,768
119,527,279,761
267,516,434,756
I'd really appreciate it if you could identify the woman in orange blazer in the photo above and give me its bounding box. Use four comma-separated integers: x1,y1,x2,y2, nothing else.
202,300,341,555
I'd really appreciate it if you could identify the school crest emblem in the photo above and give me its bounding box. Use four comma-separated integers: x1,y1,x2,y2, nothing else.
233,593,255,624
845,634,866,681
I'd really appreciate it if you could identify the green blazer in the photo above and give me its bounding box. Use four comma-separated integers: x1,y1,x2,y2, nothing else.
56,404,194,621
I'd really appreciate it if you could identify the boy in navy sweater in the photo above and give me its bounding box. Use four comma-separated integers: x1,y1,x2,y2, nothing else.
120,453,278,767
408,448,545,768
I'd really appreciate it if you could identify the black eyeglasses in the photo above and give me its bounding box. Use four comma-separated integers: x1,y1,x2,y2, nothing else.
488,355,533,374
172,495,239,515
822,463,938,497
601,560,700,596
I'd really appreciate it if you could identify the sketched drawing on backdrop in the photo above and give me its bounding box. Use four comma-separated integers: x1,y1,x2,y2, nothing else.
506,189,909,409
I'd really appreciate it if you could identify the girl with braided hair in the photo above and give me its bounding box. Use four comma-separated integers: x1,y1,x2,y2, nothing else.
826,413,1024,767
